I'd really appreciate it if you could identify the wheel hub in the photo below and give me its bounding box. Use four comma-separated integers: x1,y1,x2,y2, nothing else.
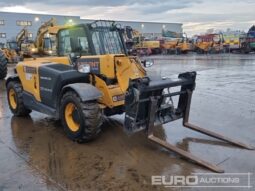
9,89,17,109
64,103,80,132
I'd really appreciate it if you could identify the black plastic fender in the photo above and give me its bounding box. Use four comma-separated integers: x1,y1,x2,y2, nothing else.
61,83,102,102
6,75,20,86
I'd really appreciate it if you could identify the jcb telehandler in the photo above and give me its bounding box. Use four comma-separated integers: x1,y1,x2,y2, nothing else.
6,21,254,173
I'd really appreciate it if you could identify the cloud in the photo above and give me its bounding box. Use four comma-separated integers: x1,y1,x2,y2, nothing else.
132,0,201,14
0,0,199,7
0,0,254,35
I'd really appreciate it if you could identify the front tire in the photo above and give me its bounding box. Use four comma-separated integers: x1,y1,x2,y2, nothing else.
0,51,7,80
7,81,31,116
60,91,103,143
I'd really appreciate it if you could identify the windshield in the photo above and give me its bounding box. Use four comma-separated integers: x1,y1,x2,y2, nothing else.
8,42,18,50
43,38,52,50
91,28,125,55
58,25,126,56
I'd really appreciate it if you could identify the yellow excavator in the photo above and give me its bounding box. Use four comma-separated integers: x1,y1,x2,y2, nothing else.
16,27,36,58
5,21,254,173
123,26,161,55
0,18,63,79
34,18,58,55
17,18,60,57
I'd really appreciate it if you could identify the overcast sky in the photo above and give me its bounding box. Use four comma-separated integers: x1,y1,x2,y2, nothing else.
0,0,254,35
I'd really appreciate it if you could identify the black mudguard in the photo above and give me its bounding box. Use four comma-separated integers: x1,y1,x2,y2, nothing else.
61,83,102,102
6,75,20,86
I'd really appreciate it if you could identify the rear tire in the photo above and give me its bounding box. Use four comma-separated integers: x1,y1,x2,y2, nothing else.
7,81,31,116
60,91,103,143
0,51,7,80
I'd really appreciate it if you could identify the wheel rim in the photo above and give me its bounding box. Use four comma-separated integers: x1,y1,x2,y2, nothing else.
64,103,80,132
9,89,17,109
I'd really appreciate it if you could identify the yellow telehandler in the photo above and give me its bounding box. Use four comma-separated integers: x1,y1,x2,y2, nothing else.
6,21,254,173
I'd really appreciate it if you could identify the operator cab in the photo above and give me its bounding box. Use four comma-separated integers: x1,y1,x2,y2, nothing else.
42,37,55,55
56,20,133,88
0,43,4,49
6,41,19,52
57,21,127,59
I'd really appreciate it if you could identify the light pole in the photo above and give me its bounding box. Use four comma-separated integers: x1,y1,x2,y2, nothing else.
141,23,144,37
140,24,144,46
162,24,166,37
33,16,40,41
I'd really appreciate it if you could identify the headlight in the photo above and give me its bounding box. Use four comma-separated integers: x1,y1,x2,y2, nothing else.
142,59,154,68
31,48,36,52
78,64,90,73
48,50,53,54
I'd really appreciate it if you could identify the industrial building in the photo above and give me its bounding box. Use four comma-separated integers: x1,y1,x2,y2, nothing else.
0,12,80,43
0,11,182,43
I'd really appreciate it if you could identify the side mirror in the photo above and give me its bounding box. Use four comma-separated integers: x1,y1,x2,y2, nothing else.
68,53,80,66
142,59,154,68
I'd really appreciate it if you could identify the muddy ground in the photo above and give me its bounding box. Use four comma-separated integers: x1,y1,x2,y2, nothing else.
0,54,255,191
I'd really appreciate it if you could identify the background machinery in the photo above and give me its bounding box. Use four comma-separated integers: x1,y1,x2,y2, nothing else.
34,18,58,55
0,27,33,79
6,21,254,173
161,33,193,54
0,18,62,80
0,50,8,79
222,30,245,52
16,27,37,58
1,27,35,62
160,37,179,54
122,26,136,55
239,25,255,54
0,39,20,79
123,26,161,55
134,37,161,55
0,41,19,63
194,33,225,54
0,28,26,65
161,29,180,54
175,33,193,54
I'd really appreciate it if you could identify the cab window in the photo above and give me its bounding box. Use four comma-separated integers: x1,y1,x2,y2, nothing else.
58,27,90,56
